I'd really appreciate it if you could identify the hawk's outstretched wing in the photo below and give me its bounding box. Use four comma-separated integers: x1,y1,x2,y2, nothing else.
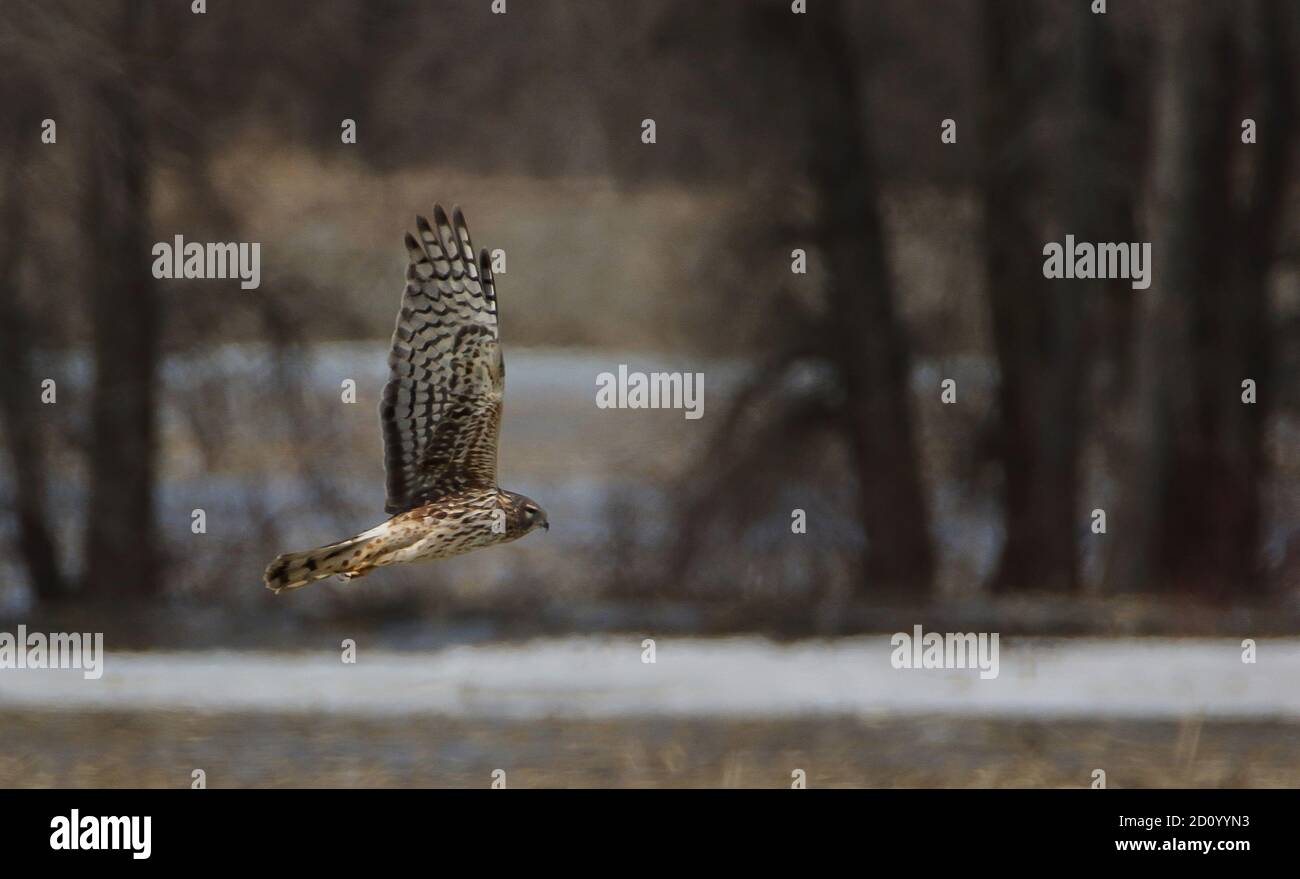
380,204,503,514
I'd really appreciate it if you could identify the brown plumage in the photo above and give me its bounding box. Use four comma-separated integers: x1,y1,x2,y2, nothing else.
264,205,547,594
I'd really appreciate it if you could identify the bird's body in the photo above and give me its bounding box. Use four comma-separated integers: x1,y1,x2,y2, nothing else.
264,206,547,594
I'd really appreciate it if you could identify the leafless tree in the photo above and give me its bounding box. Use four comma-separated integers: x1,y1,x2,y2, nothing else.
674,0,934,598
0,69,68,600
1108,0,1295,598
82,0,161,601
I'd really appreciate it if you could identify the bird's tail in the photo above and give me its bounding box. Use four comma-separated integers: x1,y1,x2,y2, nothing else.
264,532,377,594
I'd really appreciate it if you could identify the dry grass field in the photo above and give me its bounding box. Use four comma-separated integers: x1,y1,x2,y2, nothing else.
6,711,1298,789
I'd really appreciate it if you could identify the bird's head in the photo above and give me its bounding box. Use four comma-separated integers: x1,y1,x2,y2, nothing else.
503,491,549,535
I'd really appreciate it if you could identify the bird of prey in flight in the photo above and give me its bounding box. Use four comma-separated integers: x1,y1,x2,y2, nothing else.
264,205,548,594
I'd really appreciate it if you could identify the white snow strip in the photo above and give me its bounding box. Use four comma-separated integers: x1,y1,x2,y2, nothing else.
0,637,1296,720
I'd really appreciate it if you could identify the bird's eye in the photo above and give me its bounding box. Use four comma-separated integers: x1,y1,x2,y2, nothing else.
524,506,537,518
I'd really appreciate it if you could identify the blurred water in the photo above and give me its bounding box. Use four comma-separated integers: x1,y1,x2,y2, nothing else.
3,344,1294,612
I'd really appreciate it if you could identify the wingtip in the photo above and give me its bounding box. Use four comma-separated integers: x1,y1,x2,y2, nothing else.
404,231,429,264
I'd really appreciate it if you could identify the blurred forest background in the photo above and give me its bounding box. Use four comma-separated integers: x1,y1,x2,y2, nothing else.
0,0,1297,646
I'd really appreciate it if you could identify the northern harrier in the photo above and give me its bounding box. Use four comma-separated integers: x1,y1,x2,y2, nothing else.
264,205,548,594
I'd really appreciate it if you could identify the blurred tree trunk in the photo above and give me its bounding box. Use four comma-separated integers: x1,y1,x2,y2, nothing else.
0,80,68,601
1108,0,1291,597
1108,5,1229,596
1075,8,1146,411
980,1,1081,593
1227,0,1296,592
799,1,934,595
83,0,160,601
1222,0,1294,590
